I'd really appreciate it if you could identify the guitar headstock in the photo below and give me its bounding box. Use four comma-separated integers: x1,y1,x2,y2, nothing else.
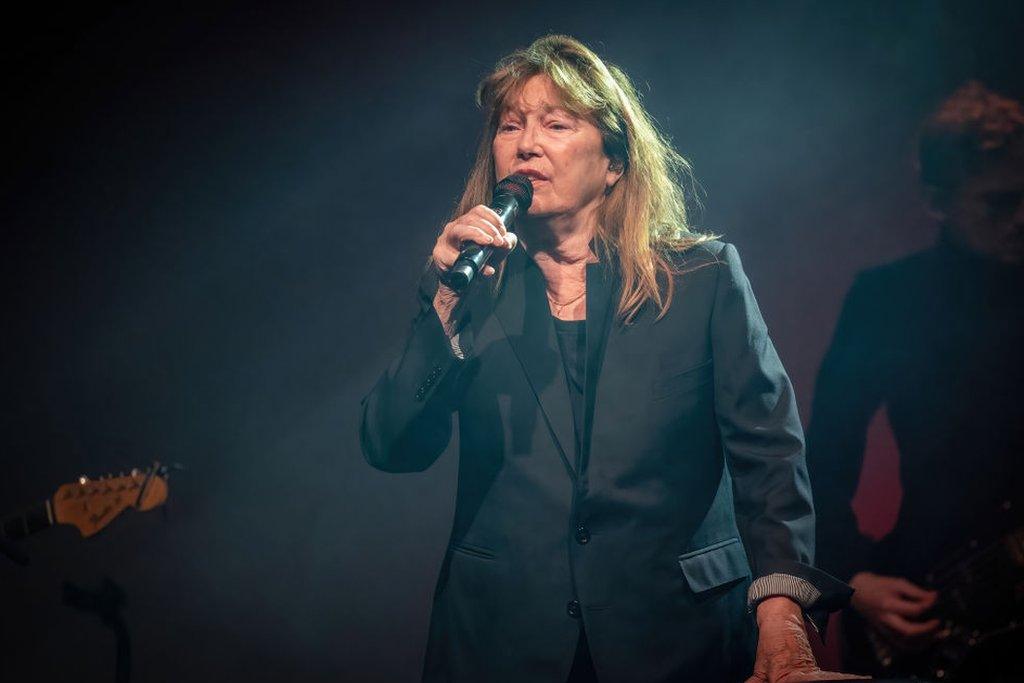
52,462,170,538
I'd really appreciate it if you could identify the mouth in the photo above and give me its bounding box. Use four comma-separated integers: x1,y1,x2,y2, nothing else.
515,169,549,182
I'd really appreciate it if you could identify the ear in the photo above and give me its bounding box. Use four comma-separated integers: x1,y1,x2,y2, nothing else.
606,157,625,191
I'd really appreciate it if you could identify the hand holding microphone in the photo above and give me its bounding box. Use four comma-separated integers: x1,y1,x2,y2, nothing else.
431,205,518,283
431,174,532,334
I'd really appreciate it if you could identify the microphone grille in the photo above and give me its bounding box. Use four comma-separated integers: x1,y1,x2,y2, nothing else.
495,173,534,211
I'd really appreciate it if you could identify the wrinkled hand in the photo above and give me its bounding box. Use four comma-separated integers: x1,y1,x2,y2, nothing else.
431,204,517,335
745,597,868,683
849,571,941,652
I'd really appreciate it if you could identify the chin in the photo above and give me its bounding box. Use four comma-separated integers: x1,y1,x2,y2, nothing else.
526,197,570,218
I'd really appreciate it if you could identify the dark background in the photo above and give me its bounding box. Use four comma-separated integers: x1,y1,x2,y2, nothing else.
2,1,1021,680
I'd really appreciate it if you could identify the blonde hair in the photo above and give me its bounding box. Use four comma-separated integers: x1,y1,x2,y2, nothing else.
453,34,715,324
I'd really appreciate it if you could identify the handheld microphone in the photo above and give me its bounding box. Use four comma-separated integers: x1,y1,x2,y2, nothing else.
445,174,533,292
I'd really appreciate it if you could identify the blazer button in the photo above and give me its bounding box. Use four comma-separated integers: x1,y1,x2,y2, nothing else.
566,600,581,619
574,523,590,545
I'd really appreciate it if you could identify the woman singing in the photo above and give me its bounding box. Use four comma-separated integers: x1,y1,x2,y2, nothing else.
360,35,857,683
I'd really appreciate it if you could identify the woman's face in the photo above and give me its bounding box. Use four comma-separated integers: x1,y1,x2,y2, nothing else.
492,74,621,220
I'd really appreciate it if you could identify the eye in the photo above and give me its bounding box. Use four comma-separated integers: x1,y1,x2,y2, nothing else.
498,122,521,132
548,121,571,130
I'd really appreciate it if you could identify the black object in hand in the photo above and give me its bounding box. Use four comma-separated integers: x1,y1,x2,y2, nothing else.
445,174,533,292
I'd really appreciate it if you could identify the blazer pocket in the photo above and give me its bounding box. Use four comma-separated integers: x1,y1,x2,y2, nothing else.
449,540,496,561
652,358,714,400
677,537,750,593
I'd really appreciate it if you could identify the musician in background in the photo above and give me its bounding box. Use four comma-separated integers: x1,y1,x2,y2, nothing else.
807,81,1024,681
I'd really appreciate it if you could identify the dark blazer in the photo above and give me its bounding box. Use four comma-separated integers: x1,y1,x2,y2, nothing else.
361,240,846,682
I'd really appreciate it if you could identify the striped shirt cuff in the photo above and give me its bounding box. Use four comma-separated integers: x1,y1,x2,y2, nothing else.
747,572,822,614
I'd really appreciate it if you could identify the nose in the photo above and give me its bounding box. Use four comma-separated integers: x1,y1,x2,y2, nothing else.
516,121,542,159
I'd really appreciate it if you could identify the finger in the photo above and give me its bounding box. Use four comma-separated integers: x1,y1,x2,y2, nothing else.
473,205,507,234
431,244,454,273
432,239,473,272
460,207,504,243
883,613,941,637
886,596,934,617
454,216,506,247
482,265,496,277
893,578,937,602
466,213,507,245
488,231,518,259
778,673,870,681
451,224,496,248
744,658,769,683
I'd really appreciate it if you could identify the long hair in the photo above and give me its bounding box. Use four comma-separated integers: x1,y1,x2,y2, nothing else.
451,34,715,324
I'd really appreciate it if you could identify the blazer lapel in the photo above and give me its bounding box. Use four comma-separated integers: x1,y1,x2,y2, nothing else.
494,246,578,481
582,255,620,475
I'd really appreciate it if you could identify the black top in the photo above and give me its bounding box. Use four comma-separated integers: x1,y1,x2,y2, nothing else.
552,316,586,469
808,240,1024,582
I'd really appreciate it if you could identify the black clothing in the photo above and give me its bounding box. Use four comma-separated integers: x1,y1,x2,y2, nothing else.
553,316,586,469
566,626,599,682
808,241,1024,584
553,317,601,681
361,241,850,682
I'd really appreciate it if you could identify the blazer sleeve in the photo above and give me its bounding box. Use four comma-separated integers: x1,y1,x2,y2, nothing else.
710,243,851,622
359,267,472,473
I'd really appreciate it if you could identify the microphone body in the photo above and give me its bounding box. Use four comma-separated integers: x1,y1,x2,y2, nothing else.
445,174,533,292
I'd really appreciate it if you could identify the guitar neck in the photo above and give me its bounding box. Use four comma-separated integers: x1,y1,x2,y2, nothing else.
1,499,54,540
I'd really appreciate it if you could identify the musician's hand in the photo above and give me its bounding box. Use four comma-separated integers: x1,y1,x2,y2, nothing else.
745,597,869,683
849,572,941,651
431,205,517,334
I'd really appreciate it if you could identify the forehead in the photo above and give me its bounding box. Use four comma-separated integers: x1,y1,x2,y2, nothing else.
499,75,575,117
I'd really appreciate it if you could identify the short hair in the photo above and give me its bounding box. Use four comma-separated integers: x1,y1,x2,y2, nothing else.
918,81,1024,196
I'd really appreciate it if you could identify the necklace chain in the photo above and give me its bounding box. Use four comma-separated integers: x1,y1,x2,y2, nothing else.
546,288,586,315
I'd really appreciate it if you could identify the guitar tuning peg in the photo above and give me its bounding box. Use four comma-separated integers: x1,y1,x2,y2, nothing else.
79,476,89,485
131,468,140,477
